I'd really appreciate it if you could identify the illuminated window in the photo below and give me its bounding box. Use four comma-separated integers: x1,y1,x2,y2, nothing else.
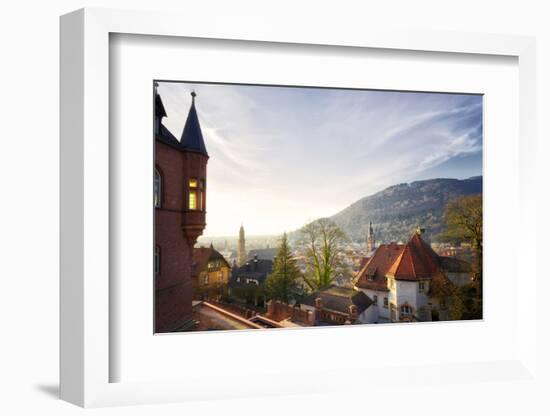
154,169,161,207
189,191,197,210
189,178,198,210
204,274,209,285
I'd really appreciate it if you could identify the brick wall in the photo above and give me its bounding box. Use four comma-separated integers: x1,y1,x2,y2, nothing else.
266,300,315,326
154,140,207,332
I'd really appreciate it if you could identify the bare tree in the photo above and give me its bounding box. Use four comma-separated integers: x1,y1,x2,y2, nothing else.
300,218,350,290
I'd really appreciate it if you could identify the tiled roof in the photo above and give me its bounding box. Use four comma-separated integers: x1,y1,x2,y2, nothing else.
247,248,278,261
301,285,373,315
355,231,470,289
229,257,273,288
180,93,208,155
156,124,182,149
387,233,441,281
354,243,404,291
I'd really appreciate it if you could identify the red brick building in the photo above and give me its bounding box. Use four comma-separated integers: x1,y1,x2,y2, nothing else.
154,85,209,332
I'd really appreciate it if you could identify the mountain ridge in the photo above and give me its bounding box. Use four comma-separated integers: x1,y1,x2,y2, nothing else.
315,176,482,244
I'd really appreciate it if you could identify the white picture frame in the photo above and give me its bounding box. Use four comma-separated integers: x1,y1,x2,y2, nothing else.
60,8,538,408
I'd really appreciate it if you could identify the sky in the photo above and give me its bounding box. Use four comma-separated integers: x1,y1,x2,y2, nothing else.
157,82,483,237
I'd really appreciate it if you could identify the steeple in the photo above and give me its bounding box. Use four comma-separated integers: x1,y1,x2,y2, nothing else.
238,225,246,266
367,221,375,252
180,91,208,155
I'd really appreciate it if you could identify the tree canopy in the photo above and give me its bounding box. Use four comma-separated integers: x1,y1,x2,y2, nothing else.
299,218,350,290
264,233,303,303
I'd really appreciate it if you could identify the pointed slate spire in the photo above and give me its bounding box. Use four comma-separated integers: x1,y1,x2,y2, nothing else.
180,91,208,155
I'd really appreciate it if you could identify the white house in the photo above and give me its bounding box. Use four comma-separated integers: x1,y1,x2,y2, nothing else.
354,230,473,323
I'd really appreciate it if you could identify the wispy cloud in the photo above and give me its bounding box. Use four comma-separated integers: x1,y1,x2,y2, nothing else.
157,83,482,236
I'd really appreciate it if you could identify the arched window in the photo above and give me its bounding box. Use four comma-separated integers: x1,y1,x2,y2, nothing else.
154,169,162,208
400,304,413,316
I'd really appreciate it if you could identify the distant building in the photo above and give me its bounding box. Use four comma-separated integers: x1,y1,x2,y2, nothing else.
192,246,232,300
366,221,375,253
353,229,473,323
300,285,373,325
238,225,246,266
229,254,273,307
154,87,209,332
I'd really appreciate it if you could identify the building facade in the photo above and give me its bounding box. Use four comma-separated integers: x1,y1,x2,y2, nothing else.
154,87,209,332
229,254,273,307
354,229,472,323
192,246,232,300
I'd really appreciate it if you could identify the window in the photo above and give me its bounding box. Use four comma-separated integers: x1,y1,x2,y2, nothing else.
154,246,160,275
154,169,161,208
383,297,388,308
373,295,378,305
418,281,425,293
401,304,413,315
188,178,198,210
204,274,209,285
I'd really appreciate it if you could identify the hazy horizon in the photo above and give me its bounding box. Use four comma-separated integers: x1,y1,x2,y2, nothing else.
157,82,483,237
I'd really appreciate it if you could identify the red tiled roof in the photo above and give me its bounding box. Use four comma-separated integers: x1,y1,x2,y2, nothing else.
358,257,370,270
356,232,457,288
387,233,441,280
354,243,404,291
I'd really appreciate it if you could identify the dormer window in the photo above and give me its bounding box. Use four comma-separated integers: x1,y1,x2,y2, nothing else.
154,169,162,208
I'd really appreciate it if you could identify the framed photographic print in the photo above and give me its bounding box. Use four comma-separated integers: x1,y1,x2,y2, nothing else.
60,7,538,408
152,80,483,334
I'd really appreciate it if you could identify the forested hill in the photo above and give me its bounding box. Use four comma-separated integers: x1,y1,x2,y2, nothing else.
327,176,482,244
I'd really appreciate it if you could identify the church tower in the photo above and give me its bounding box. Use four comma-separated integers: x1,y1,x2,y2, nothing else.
238,225,246,266
367,221,375,253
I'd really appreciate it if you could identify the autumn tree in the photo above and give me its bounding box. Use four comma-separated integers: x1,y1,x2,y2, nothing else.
265,233,303,303
441,194,483,297
299,218,350,290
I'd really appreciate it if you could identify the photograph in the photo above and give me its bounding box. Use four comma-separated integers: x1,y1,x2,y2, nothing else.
154,81,483,333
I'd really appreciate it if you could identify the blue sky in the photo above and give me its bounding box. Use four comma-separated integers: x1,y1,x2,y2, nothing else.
157,82,482,237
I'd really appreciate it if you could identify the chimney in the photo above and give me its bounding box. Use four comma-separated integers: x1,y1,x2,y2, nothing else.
314,297,322,310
